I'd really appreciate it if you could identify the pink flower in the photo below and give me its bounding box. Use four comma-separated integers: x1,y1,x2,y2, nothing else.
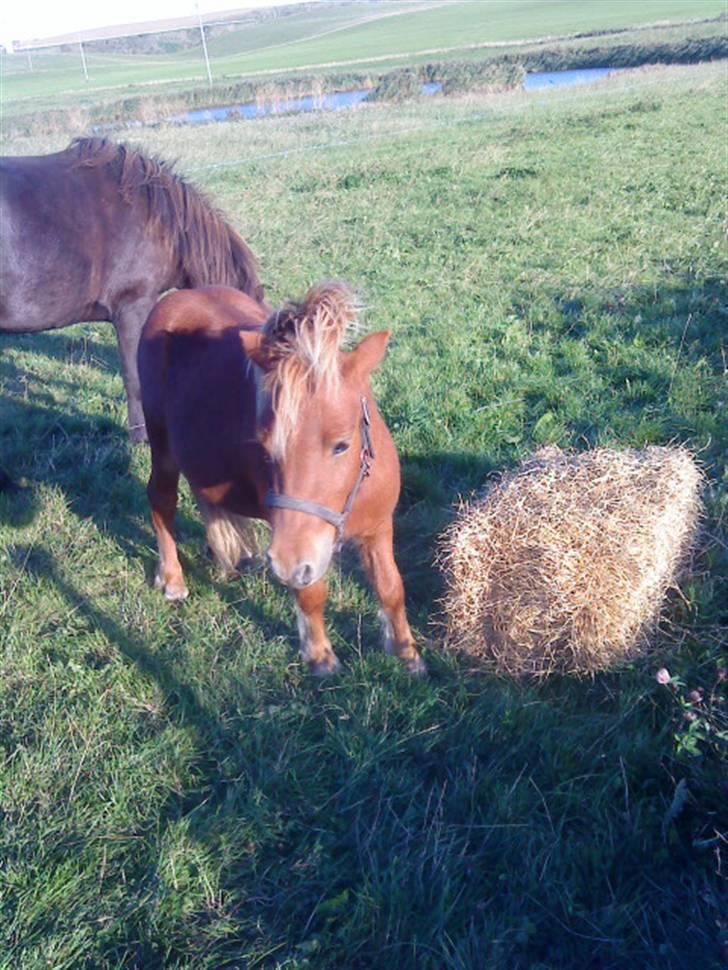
656,668,671,685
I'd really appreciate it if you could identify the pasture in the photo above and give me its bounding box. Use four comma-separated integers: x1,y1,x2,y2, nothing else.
1,62,727,968
1,0,725,109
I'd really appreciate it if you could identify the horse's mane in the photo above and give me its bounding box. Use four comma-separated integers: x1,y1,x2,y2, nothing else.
261,282,360,459
67,137,263,300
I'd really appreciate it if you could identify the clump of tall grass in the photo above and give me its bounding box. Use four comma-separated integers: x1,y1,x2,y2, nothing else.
366,68,424,103
428,60,526,95
367,61,525,102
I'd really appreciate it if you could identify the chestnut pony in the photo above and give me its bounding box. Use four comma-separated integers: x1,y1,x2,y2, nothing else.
138,283,425,676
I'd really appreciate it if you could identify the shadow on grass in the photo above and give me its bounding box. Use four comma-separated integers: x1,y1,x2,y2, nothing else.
0,327,123,498
7,539,724,970
1,327,121,371
6,540,300,807
0,385,152,550
0,330,203,576
13,543,215,713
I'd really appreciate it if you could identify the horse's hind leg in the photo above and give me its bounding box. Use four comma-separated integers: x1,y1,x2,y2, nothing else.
147,447,188,601
358,521,426,676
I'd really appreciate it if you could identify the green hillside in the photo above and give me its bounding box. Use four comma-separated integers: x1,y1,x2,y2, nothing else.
1,0,724,107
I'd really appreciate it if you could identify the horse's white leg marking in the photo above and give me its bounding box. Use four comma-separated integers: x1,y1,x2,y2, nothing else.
294,602,340,676
379,609,396,656
153,545,188,601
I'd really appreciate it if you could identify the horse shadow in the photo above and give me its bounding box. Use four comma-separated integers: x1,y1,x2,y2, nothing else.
1,325,120,363
0,327,123,497
0,347,211,603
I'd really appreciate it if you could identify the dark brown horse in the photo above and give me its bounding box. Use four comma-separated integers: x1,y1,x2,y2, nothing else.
0,137,262,445
139,282,425,676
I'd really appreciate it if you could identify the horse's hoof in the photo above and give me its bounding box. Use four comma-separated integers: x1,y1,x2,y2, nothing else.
155,573,188,601
402,653,427,677
308,652,341,677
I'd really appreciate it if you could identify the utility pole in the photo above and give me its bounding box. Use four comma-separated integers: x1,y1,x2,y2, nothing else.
78,33,89,81
196,3,213,88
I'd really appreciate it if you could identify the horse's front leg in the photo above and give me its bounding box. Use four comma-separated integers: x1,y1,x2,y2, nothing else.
358,521,426,676
293,580,341,677
114,298,154,444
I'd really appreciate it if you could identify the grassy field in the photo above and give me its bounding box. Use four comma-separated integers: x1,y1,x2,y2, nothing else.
1,0,724,106
1,62,727,969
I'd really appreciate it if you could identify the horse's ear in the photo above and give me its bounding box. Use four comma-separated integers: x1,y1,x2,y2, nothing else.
239,330,271,370
344,331,391,381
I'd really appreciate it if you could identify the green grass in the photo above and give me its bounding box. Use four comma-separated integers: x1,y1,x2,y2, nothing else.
1,63,727,969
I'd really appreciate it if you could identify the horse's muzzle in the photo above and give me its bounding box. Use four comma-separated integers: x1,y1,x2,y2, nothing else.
266,549,328,589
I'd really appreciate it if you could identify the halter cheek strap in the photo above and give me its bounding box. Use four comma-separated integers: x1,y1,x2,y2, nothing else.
265,396,375,550
265,494,345,531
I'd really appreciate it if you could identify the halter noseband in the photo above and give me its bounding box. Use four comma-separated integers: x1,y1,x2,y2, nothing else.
265,396,375,550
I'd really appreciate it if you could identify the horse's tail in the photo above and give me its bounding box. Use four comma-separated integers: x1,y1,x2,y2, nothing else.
198,500,261,575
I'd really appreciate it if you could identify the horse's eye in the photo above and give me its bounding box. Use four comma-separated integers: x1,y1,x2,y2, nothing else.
332,441,350,456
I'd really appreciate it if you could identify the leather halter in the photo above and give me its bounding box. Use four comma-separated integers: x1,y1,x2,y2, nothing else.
265,396,375,549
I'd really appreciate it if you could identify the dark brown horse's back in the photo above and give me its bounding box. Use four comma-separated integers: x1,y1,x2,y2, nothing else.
0,149,120,327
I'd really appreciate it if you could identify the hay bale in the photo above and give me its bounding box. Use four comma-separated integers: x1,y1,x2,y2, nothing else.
439,446,701,677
